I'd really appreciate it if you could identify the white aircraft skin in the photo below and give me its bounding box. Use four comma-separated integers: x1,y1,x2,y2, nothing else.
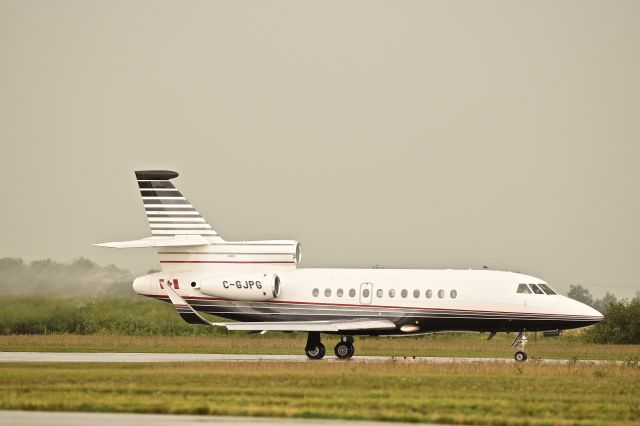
97,170,603,361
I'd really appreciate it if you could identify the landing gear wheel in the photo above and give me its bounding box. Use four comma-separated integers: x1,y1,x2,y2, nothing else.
347,344,355,358
514,350,528,362
305,343,326,360
511,331,529,362
305,332,325,360
334,342,354,359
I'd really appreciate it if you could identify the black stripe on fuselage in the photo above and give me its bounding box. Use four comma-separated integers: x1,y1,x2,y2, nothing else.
149,295,601,333
177,312,209,324
182,301,596,321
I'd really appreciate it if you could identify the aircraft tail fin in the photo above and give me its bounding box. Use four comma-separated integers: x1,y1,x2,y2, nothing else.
135,170,223,242
96,170,301,273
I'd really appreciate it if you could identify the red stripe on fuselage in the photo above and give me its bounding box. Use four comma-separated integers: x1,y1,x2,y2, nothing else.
144,293,600,318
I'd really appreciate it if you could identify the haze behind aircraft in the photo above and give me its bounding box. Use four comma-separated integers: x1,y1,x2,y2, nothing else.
96,170,603,361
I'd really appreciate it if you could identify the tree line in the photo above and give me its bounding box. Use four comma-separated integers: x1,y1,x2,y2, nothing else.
567,284,640,344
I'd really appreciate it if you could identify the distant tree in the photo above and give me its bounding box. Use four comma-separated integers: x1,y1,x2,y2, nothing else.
592,292,617,314
584,298,640,344
567,285,594,306
0,257,134,296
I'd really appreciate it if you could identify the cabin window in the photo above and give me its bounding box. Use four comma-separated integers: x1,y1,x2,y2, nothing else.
312,288,319,297
401,289,408,298
336,288,344,297
349,288,356,297
438,289,445,298
450,289,457,298
426,289,432,298
413,289,420,298
324,288,332,297
517,283,532,294
362,288,370,298
528,284,544,295
538,284,557,295
389,289,396,298
376,289,383,298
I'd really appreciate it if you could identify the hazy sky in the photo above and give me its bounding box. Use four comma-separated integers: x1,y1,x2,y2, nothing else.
1,1,638,298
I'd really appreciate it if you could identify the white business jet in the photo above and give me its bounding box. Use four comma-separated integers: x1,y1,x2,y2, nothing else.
96,170,603,361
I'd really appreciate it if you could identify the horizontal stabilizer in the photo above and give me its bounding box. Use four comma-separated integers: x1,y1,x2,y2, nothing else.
93,235,212,249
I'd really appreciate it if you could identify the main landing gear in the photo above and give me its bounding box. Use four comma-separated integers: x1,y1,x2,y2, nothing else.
511,331,529,362
334,335,355,359
304,332,325,359
304,333,355,360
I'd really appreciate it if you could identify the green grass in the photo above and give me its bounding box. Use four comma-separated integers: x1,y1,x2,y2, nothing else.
0,295,223,336
0,362,638,425
1,333,639,361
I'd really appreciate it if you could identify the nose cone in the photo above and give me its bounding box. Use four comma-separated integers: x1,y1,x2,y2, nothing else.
132,276,150,295
569,298,604,322
585,304,605,322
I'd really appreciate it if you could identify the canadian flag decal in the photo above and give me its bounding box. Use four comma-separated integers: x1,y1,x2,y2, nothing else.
159,278,179,289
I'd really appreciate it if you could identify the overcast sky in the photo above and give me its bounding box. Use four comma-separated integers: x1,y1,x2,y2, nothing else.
1,0,638,298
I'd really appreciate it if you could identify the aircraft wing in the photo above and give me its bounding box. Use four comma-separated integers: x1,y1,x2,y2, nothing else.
161,282,397,332
214,319,397,332
93,235,211,248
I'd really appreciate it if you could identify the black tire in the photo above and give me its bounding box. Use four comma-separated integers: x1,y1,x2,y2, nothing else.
347,344,355,358
305,343,326,360
318,343,326,359
514,351,528,362
334,342,352,359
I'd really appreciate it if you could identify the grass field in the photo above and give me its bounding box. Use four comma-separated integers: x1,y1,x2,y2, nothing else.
1,333,639,361
1,295,639,361
0,361,638,425
1,295,639,425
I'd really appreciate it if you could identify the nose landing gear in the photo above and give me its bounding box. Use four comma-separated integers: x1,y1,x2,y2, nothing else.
511,331,528,362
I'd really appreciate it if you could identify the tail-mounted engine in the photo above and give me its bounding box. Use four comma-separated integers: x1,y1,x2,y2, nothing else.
196,273,281,301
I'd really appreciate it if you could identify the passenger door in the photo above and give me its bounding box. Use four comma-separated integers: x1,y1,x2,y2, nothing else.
359,282,373,305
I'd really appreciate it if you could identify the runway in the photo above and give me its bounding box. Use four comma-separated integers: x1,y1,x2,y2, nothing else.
0,352,624,365
0,411,444,426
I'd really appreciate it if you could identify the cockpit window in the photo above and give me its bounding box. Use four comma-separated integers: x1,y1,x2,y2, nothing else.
538,284,557,295
528,284,544,294
517,283,532,294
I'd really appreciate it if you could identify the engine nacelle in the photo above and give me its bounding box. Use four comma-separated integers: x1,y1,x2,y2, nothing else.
198,273,281,301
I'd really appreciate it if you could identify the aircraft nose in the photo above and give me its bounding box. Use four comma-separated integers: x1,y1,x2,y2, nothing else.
571,298,604,322
586,304,604,322
132,276,150,295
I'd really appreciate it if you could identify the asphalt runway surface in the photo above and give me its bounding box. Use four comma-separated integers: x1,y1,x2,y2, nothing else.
0,352,625,364
0,411,443,426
